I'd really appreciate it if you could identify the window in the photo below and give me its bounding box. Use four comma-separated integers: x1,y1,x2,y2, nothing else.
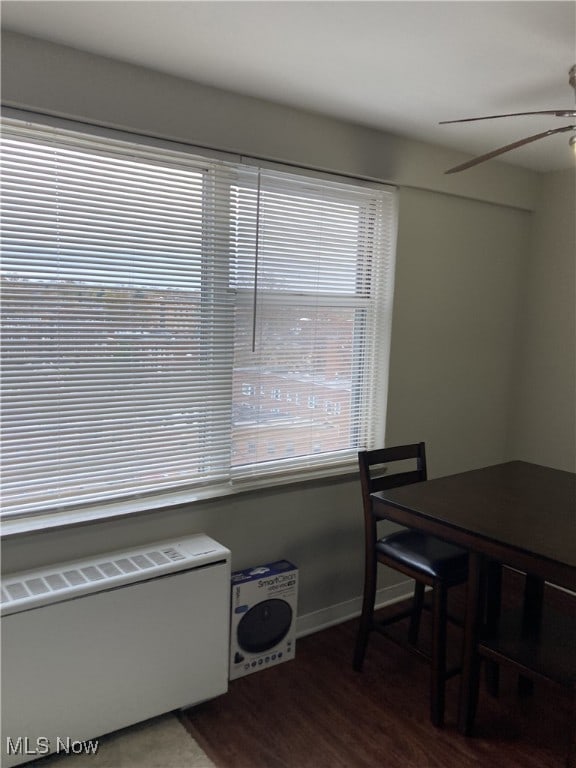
1,115,397,524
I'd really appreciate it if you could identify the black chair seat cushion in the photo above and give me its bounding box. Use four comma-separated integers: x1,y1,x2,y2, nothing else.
376,530,468,580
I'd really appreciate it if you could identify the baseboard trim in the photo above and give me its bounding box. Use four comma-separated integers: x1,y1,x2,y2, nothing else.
296,580,413,639
295,577,576,640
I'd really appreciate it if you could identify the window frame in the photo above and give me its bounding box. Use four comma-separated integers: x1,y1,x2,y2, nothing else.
0,109,398,535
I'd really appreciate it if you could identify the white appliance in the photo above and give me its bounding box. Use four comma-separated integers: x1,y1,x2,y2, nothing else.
1,534,230,767
229,559,298,680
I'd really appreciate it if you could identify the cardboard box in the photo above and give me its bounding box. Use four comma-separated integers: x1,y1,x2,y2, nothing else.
229,560,298,680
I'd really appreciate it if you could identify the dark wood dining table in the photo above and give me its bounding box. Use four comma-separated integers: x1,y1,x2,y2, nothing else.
371,460,576,754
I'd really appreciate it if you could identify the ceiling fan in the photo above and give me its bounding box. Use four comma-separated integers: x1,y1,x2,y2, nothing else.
441,65,576,174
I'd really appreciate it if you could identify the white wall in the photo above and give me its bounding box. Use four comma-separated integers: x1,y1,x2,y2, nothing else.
1,32,562,626
1,32,538,210
508,169,576,472
387,187,528,478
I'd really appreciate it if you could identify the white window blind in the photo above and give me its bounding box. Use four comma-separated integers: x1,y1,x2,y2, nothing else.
0,116,397,522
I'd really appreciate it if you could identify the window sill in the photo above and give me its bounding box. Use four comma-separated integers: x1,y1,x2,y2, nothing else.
0,462,359,538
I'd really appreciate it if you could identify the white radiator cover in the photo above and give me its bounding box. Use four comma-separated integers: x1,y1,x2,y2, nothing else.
1,534,230,767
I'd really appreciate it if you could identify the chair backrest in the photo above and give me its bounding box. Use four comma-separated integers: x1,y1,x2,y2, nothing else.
358,443,427,523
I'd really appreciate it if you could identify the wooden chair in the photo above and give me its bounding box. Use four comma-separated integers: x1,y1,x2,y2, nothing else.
353,443,469,726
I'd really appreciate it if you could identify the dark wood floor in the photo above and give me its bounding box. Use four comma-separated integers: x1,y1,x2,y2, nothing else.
181,573,573,768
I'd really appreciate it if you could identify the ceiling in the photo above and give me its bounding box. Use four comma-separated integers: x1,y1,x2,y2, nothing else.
2,1,576,173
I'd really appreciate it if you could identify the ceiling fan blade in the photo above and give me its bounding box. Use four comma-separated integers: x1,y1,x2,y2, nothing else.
440,110,576,124
445,124,576,174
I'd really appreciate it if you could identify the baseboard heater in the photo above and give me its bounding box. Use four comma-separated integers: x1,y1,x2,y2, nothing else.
1,534,230,767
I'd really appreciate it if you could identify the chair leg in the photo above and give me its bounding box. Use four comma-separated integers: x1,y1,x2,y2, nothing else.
408,581,425,645
353,557,377,671
430,583,448,727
